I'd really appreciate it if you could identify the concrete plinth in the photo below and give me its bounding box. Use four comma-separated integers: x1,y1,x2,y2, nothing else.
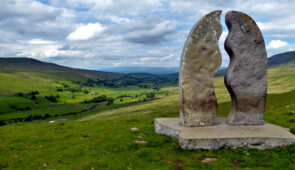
154,117,295,150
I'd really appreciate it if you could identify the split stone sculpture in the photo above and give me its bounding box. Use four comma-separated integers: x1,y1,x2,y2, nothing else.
179,10,222,127
155,10,295,150
224,11,267,125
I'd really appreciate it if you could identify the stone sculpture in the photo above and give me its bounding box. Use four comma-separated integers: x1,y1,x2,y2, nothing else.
179,10,222,127
224,11,267,125
154,10,295,150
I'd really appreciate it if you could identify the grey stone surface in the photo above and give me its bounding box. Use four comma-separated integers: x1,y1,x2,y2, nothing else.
154,118,295,150
179,10,222,127
224,11,268,125
154,118,182,138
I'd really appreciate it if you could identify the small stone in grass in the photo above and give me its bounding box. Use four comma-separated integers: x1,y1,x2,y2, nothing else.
130,127,139,132
201,157,218,163
135,140,148,144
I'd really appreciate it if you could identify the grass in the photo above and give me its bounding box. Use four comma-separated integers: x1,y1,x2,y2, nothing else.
0,61,295,169
0,71,162,123
1,90,295,169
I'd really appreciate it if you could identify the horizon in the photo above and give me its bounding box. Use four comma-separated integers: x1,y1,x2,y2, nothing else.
0,0,295,69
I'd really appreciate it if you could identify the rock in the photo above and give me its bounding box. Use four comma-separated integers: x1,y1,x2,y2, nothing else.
179,10,222,127
130,127,139,132
201,157,218,163
224,11,267,125
135,140,148,144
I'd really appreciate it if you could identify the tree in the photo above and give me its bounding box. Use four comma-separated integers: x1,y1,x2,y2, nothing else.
146,92,155,99
107,97,114,105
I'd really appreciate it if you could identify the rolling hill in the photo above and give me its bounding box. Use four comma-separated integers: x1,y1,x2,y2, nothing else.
1,50,294,80
0,57,122,81
0,52,295,169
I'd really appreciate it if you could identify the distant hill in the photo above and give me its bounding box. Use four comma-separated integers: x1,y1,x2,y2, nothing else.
0,58,178,88
100,66,228,75
100,66,179,75
99,51,295,76
0,57,122,81
215,51,295,77
268,51,295,67
1,51,294,80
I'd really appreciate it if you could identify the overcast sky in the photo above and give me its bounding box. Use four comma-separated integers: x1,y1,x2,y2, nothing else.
0,0,294,69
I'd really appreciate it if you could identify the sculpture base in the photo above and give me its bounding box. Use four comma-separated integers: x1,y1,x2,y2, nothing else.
154,117,295,150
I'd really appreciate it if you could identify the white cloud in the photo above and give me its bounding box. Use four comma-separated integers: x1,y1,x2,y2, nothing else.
160,53,173,61
26,39,56,45
267,40,288,50
1,0,295,68
140,57,156,61
125,19,177,44
67,23,105,41
114,62,122,66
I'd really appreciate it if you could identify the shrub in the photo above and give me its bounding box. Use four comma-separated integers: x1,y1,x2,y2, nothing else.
146,92,155,99
43,113,51,118
29,91,39,95
107,97,114,105
0,120,6,126
83,95,108,104
24,106,31,110
25,114,32,121
45,95,58,102
56,87,63,92
16,92,24,97
291,128,295,135
31,95,37,100
92,95,107,103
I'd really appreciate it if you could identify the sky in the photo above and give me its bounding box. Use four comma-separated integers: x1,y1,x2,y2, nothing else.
0,0,295,69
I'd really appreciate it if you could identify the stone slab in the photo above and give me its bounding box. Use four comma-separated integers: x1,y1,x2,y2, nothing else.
154,117,295,150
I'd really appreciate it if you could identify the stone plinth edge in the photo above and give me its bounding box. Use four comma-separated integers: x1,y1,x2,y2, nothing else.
154,117,295,150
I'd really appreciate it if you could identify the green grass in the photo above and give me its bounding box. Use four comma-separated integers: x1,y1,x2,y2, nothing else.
0,70,162,123
0,61,295,169
1,90,295,169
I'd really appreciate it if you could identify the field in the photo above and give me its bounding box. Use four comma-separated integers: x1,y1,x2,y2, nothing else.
0,70,173,124
0,61,295,169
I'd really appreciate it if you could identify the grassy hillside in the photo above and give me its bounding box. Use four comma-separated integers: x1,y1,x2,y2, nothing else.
82,61,295,122
0,55,295,169
215,51,295,77
268,51,295,67
0,58,122,81
1,91,295,169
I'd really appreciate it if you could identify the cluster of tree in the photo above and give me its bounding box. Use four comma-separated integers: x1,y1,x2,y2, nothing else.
15,91,39,97
10,105,31,111
83,95,114,105
79,74,178,89
45,94,60,103
56,82,90,94
0,105,98,126
15,91,39,101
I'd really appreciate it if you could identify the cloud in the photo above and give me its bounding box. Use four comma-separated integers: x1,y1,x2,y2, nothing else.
67,23,105,41
1,0,295,69
124,18,177,44
27,39,56,45
114,62,122,66
140,57,156,61
160,54,174,61
0,0,75,38
267,40,288,50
